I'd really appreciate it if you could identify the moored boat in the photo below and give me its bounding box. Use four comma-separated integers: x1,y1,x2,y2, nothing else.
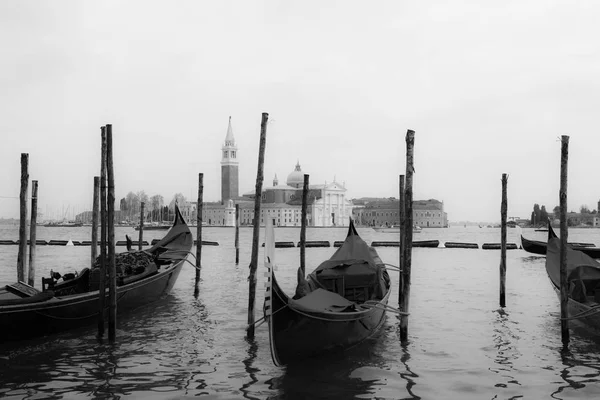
521,233,600,258
0,206,193,342
545,225,600,330
264,219,393,366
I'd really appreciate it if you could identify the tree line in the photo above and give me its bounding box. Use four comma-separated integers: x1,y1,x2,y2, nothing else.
531,203,598,226
119,191,187,222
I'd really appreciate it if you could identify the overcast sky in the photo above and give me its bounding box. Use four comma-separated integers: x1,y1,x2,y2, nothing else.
1,0,599,222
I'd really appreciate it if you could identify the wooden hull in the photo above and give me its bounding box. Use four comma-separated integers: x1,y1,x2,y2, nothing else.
0,263,184,341
268,273,389,366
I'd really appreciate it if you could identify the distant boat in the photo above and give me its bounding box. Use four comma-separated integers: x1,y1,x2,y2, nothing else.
43,221,82,228
534,228,548,232
135,222,171,231
373,226,421,234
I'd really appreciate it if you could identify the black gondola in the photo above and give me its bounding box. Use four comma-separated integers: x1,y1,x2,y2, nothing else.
0,206,193,342
521,232,600,258
264,219,392,366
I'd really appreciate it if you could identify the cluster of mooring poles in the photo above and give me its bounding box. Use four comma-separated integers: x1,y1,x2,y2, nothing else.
93,124,117,341
16,153,39,287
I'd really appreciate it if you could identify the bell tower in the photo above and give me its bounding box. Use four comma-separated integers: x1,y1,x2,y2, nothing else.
221,116,239,203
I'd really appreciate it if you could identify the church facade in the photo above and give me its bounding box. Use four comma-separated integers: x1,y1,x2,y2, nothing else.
240,161,353,227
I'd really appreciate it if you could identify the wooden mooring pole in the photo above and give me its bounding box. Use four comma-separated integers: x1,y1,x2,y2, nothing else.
247,112,268,339
398,174,405,307
300,174,309,276
559,135,570,347
91,176,99,269
28,180,38,287
235,203,240,265
106,124,117,342
138,201,145,250
98,127,107,338
17,153,29,283
500,174,508,307
400,130,415,343
196,173,204,286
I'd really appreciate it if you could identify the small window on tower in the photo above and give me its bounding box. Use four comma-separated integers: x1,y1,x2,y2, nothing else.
223,151,228,158
231,151,236,158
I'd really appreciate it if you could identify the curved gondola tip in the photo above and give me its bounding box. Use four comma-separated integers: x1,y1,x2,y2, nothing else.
347,218,358,237
125,234,133,251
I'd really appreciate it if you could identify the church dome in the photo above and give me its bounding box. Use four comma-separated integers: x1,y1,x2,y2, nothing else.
286,161,304,188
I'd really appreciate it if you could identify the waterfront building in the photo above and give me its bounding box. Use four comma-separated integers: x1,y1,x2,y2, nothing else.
353,198,448,228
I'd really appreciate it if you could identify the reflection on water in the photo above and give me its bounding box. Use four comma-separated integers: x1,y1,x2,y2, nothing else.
241,337,260,400
269,344,380,400
399,344,421,400
551,338,600,399
489,309,521,390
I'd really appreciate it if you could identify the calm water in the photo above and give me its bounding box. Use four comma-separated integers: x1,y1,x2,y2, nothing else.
1,225,600,399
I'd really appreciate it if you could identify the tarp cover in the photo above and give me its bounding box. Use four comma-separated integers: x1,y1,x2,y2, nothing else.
302,220,389,301
289,288,355,313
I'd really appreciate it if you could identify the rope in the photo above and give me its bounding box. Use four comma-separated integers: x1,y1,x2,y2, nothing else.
290,305,380,322
247,304,289,329
561,304,600,321
361,300,409,316
182,258,201,271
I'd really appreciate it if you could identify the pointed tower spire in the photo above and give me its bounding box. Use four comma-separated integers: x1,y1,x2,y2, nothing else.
273,174,279,186
225,116,235,146
221,116,239,202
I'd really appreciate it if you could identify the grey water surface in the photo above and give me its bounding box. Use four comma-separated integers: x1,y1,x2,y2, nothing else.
1,225,600,399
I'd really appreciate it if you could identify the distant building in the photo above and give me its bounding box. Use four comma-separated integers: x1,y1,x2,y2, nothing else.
352,198,448,228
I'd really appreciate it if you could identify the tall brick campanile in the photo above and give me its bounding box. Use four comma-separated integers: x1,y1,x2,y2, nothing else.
221,116,239,203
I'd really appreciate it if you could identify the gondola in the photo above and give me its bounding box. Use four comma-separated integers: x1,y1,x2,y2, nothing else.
545,225,600,330
0,206,193,342
264,219,392,366
521,233,600,258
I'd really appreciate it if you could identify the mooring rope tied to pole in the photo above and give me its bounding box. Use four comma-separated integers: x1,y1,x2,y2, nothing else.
182,258,202,271
561,305,600,321
361,301,409,315
247,304,289,330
